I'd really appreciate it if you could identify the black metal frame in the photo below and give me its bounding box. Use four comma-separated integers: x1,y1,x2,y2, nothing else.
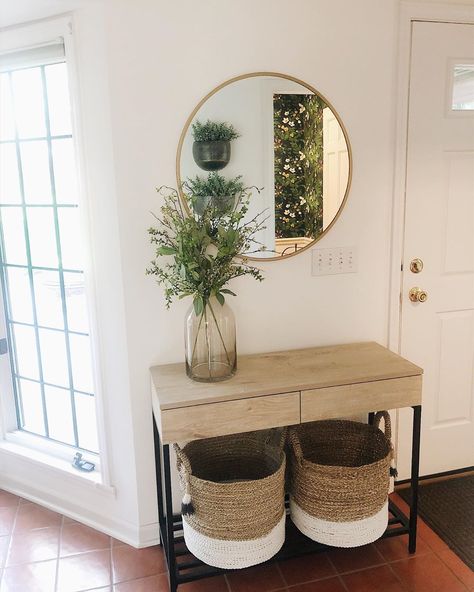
153,405,422,592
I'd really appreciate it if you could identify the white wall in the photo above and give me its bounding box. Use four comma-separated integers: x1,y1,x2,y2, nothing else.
103,0,399,538
0,0,400,545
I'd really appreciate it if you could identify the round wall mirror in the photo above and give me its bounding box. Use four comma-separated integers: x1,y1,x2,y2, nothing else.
176,72,352,261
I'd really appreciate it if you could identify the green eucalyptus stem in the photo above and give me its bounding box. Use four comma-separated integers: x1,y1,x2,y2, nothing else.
147,185,266,317
203,305,213,379
207,299,231,367
190,308,205,367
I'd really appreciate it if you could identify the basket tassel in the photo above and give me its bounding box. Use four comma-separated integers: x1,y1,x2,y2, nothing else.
389,458,398,479
181,491,194,517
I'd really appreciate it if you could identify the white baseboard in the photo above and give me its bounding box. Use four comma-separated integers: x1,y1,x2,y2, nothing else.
0,474,160,548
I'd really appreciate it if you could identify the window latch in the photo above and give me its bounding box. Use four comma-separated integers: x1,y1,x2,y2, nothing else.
0,338,8,355
72,452,95,472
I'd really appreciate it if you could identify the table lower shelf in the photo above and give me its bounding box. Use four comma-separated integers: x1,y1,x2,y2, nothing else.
153,407,421,591
162,498,410,586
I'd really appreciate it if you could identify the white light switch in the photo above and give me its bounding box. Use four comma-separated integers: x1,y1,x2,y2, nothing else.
311,246,358,276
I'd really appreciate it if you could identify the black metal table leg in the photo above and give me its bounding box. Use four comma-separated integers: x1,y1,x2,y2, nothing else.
163,444,178,592
409,405,422,553
153,418,167,554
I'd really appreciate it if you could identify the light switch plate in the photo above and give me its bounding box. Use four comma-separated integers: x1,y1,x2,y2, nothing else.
311,246,358,276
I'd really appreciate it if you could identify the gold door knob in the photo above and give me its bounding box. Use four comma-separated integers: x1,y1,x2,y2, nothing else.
409,287,428,303
410,258,423,273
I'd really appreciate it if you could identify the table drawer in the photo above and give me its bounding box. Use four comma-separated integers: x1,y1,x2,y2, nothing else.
301,375,422,422
160,391,300,443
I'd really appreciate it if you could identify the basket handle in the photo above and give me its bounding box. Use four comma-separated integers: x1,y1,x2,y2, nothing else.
374,411,392,441
173,443,193,477
288,427,304,464
173,444,195,516
374,411,399,478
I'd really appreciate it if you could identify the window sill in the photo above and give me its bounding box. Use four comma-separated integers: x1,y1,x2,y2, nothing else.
0,435,115,497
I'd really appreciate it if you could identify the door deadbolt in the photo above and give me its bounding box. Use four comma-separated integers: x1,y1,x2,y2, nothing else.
410,258,423,273
409,287,428,303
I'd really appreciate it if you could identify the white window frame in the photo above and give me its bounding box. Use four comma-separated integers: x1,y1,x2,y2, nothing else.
0,16,110,486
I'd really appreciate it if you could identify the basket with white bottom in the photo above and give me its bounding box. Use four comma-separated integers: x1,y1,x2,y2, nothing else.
288,411,396,548
174,429,286,569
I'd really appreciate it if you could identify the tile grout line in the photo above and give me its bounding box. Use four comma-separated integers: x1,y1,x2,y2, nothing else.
275,560,289,588
419,530,472,590
0,545,113,567
384,558,412,592
0,497,20,583
434,550,471,591
54,514,65,592
108,534,113,590
327,560,387,577
325,552,350,592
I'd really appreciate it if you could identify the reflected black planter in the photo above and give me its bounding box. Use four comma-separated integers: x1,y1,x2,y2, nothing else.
192,140,231,171
192,194,237,216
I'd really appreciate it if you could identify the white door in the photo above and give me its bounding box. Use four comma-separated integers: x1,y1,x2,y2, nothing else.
397,21,474,478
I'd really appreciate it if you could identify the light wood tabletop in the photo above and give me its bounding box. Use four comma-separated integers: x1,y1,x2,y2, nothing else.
151,342,423,443
151,341,422,410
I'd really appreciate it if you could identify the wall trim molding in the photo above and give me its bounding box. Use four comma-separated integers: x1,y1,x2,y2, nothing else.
0,473,158,547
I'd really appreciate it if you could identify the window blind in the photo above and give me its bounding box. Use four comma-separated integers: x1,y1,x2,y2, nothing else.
0,39,64,73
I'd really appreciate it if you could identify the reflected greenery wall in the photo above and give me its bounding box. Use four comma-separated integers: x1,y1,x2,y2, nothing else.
273,94,324,239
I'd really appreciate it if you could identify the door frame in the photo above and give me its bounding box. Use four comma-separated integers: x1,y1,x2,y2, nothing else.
389,1,474,457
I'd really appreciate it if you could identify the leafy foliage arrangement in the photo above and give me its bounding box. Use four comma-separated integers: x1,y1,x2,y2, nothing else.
191,119,240,142
184,172,245,197
273,94,324,239
147,187,265,315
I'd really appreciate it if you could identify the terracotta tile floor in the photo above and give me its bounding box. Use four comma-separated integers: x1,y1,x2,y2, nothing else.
0,491,472,591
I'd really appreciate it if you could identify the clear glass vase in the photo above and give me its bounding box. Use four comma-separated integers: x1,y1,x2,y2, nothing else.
185,296,236,382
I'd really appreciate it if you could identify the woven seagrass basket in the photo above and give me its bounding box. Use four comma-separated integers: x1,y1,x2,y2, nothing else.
288,411,396,548
174,428,286,569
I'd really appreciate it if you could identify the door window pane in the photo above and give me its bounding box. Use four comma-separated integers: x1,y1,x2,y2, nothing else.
20,140,52,204
1,207,27,265
33,269,63,329
75,392,98,452
64,272,88,333
7,266,33,324
52,139,77,204
58,208,83,269
19,378,45,435
45,63,72,136
452,64,474,110
11,68,46,139
39,328,69,387
0,144,21,204
13,324,39,380
27,208,58,268
69,333,94,393
45,385,74,445
0,74,15,141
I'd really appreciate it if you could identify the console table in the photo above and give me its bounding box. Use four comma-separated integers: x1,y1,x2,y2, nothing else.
151,341,423,592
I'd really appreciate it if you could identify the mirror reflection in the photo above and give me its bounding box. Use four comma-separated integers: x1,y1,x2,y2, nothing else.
178,74,351,259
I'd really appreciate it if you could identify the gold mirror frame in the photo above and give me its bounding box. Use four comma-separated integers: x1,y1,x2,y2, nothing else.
176,72,353,262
